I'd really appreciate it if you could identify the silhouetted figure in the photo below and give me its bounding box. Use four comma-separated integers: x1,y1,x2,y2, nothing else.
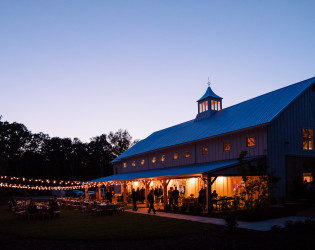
105,190,112,203
131,188,138,211
147,190,156,214
168,187,174,206
172,187,180,206
211,190,218,199
140,187,145,203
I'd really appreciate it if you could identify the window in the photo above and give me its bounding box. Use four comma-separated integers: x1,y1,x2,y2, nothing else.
303,173,313,183
152,157,156,163
123,162,127,168
132,161,135,166
174,152,178,160
247,137,255,147
199,101,208,113
141,159,145,165
185,150,190,158
202,146,208,155
303,129,313,150
161,155,165,162
223,142,231,151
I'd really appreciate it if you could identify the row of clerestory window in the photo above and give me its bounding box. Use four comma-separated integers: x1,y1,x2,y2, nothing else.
123,137,257,168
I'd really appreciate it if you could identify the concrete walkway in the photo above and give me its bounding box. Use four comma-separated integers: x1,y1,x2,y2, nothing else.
126,208,307,231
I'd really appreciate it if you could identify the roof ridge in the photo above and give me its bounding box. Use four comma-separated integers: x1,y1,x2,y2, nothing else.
221,77,315,112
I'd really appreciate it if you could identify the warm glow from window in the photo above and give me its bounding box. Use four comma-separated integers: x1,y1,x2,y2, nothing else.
303,173,313,183
202,146,208,155
174,152,178,160
223,142,231,151
141,159,145,165
123,162,126,168
132,161,135,166
185,150,190,158
247,137,255,147
303,129,313,150
152,157,156,163
161,155,165,162
199,101,209,113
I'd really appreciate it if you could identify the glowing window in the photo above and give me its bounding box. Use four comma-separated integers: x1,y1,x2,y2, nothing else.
211,100,214,110
303,129,313,150
202,146,208,155
141,159,145,165
185,150,190,158
223,142,231,151
132,161,135,166
152,157,156,163
205,101,208,111
218,102,221,111
247,137,255,147
199,103,202,113
161,155,165,162
174,152,178,160
123,162,127,168
303,173,313,183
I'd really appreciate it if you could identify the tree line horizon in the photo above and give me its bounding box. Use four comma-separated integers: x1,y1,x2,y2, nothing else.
0,116,138,181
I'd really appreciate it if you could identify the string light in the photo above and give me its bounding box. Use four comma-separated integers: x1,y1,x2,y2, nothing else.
0,175,83,186
0,182,83,190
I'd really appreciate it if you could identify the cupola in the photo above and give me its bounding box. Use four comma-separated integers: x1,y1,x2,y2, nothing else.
195,79,222,121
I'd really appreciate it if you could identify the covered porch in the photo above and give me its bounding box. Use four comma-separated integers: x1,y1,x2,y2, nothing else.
84,159,254,212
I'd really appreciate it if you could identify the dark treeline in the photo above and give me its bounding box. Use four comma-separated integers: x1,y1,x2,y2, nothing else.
0,116,137,181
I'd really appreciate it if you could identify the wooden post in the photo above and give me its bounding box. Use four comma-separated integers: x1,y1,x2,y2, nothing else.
123,182,127,203
204,175,217,214
161,179,170,209
97,184,101,201
143,180,152,208
85,185,89,200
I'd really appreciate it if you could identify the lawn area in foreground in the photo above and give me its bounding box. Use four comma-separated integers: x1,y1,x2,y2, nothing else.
0,206,223,241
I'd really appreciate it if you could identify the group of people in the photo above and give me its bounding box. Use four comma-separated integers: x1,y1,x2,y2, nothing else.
130,186,181,213
130,187,146,211
167,187,180,206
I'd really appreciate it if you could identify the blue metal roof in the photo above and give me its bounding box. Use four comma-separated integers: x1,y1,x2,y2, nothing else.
113,77,315,162
87,159,239,183
198,86,222,101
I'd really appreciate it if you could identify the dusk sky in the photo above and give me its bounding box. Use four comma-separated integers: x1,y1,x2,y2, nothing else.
1,0,314,142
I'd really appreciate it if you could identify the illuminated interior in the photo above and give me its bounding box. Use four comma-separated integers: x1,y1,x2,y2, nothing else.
202,146,208,155
161,155,165,162
185,150,190,158
223,142,231,151
152,157,156,163
303,129,314,150
173,152,178,160
247,137,255,147
303,173,313,183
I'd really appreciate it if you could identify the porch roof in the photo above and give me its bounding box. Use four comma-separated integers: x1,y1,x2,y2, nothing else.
86,159,241,184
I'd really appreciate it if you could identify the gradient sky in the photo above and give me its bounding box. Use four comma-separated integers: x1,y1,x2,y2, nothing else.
1,0,314,142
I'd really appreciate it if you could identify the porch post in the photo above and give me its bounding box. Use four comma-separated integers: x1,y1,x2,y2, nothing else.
162,179,170,209
84,185,89,200
97,184,101,201
123,182,127,203
205,175,217,214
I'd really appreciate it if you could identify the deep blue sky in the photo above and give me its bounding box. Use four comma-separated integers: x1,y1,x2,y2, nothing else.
1,0,314,142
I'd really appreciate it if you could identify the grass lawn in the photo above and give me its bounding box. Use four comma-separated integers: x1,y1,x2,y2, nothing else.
0,206,223,241
2,205,315,249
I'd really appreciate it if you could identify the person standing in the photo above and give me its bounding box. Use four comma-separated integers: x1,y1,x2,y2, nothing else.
131,188,138,211
172,186,180,206
147,189,156,214
168,187,174,206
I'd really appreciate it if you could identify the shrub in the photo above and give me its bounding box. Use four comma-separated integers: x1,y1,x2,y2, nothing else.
165,204,171,212
173,205,179,212
180,205,187,213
